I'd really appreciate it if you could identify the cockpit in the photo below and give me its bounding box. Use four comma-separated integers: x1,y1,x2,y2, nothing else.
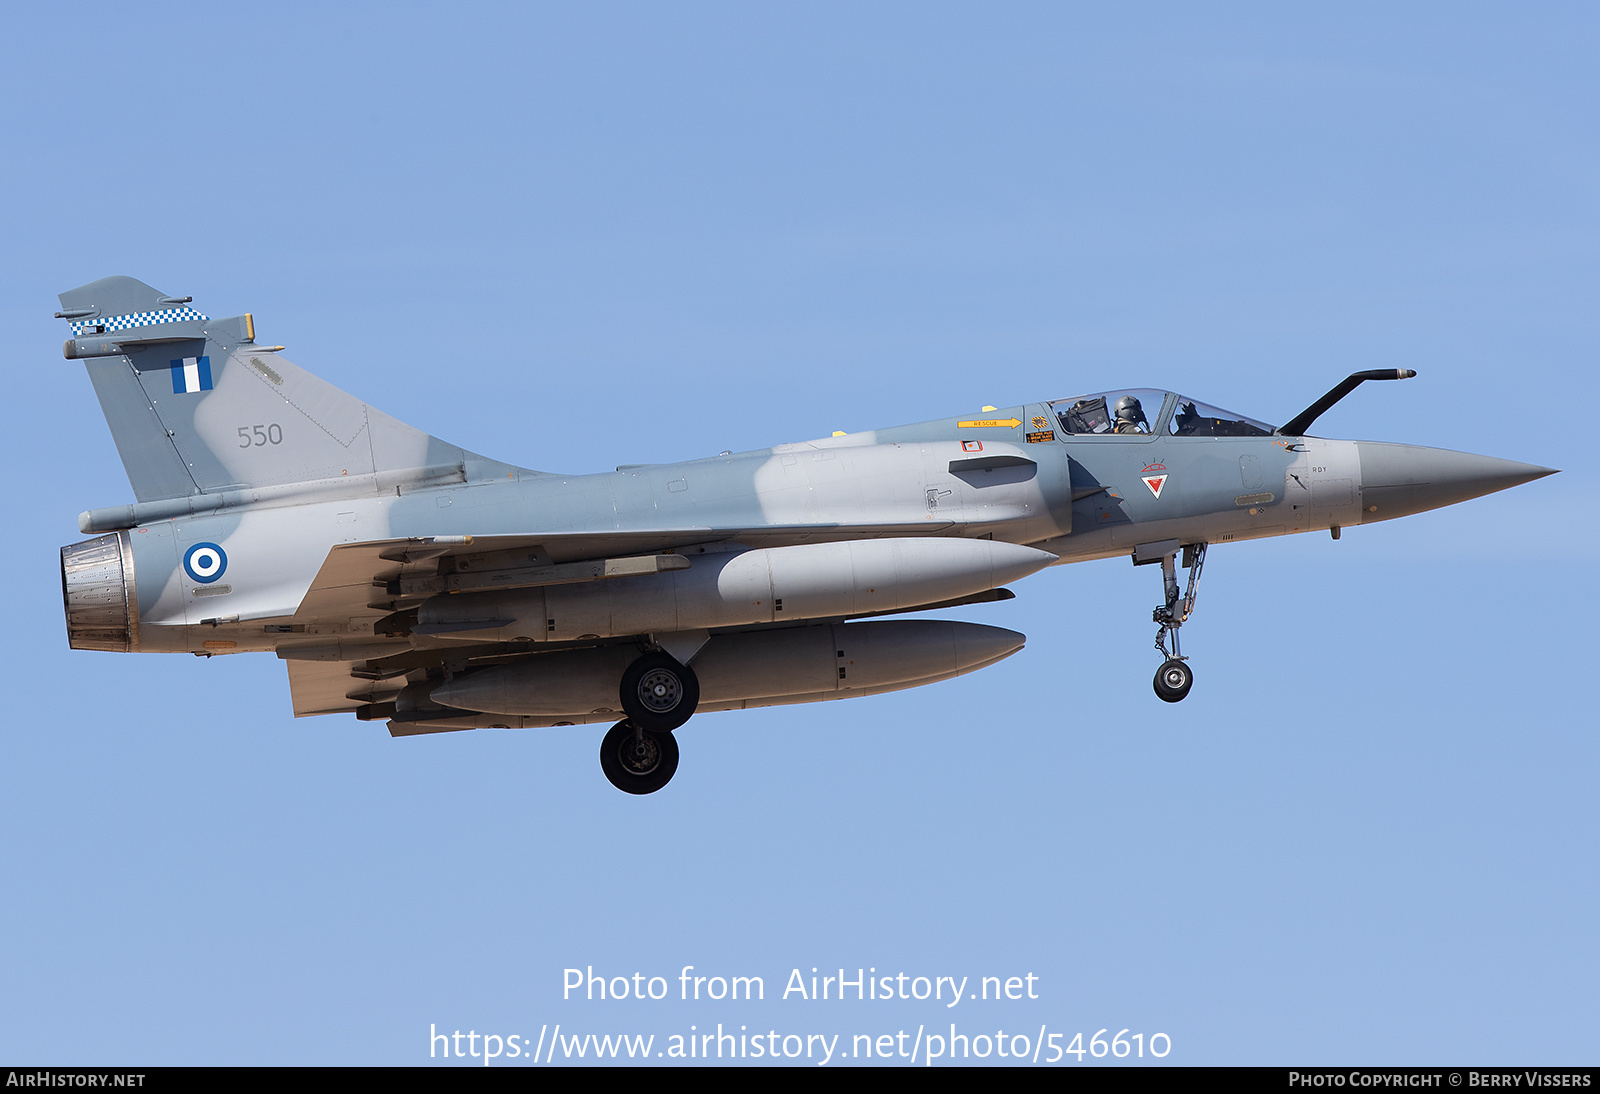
1048,390,1273,438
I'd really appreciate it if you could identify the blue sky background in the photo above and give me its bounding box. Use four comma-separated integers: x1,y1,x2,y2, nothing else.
1,3,1594,1066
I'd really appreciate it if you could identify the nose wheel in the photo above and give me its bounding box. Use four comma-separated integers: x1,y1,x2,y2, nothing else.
1149,543,1206,703
1153,658,1193,702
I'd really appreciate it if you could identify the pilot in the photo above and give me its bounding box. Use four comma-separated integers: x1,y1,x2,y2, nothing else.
1112,395,1148,434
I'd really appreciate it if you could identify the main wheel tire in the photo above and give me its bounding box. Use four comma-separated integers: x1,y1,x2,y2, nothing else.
599,720,680,795
619,652,700,733
1153,658,1194,703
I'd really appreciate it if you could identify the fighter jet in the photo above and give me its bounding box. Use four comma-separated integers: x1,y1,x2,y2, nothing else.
57,277,1555,794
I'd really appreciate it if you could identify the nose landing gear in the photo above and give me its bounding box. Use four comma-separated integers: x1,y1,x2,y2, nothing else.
1154,657,1193,702
1150,543,1206,703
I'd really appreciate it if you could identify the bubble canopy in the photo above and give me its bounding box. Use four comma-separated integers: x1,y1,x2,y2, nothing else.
1166,396,1274,437
1047,390,1273,438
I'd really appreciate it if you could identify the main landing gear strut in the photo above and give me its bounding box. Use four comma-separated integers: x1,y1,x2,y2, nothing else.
1151,543,1206,703
600,651,700,794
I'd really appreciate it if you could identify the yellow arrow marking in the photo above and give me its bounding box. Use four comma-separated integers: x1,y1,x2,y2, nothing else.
958,418,1022,429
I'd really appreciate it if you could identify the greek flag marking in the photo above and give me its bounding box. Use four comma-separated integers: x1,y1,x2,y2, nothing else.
170,356,213,394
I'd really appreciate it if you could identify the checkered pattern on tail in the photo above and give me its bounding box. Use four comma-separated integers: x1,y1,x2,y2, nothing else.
70,306,208,336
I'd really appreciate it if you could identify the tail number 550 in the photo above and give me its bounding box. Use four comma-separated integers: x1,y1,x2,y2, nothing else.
237,424,284,447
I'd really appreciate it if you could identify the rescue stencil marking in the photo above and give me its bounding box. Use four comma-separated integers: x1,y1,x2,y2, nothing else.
183,542,227,584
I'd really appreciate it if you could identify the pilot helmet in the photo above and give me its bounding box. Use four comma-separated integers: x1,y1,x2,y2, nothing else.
1114,395,1147,427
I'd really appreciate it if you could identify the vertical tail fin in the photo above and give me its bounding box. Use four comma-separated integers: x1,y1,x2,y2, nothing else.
59,277,505,507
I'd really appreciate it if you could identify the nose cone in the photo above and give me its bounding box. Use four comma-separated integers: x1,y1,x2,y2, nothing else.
1356,442,1558,523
